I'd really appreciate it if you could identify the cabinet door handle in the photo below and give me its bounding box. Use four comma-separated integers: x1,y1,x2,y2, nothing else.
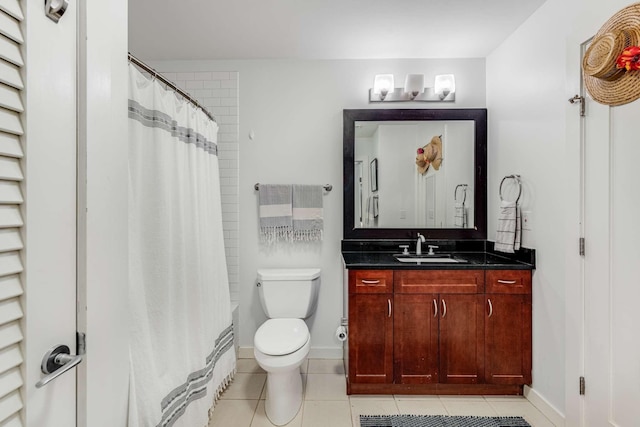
433,299,438,317
487,298,493,318
388,299,392,318
497,279,517,284
441,299,447,318
362,279,381,285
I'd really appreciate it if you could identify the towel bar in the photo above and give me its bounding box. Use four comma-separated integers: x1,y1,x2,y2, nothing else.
454,184,468,204
254,183,332,192
499,174,521,203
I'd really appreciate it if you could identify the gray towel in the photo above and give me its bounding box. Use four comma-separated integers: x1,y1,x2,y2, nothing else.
495,200,521,253
292,185,323,241
259,184,292,242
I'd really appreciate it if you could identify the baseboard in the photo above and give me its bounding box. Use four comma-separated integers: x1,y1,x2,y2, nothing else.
524,385,565,427
237,346,343,360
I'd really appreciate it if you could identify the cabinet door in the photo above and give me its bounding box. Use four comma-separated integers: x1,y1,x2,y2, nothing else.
439,294,485,384
485,294,532,385
394,294,439,384
348,293,393,383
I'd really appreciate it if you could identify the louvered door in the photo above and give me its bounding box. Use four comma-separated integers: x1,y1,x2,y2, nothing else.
0,1,26,424
0,0,78,425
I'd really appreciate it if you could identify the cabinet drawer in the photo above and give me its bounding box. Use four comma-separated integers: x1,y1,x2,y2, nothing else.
485,270,532,294
395,270,484,294
349,270,393,293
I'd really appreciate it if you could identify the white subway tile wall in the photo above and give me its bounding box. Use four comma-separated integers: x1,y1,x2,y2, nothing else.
160,70,240,303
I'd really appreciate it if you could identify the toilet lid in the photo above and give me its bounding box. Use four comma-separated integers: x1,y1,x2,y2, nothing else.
254,319,309,356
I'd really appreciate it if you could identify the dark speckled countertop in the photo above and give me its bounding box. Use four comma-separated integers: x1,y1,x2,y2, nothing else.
341,240,535,271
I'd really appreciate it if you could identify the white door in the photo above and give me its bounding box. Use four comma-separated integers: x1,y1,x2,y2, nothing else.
21,0,78,425
582,59,640,425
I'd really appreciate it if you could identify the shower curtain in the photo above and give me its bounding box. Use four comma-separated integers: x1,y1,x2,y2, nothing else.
128,65,236,427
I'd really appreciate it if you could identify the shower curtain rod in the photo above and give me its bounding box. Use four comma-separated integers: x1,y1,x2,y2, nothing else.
128,52,217,123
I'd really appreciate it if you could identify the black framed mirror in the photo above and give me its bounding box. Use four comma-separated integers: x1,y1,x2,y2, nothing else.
343,108,487,240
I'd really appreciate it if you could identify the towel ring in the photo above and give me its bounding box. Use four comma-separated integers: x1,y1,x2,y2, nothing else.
454,184,468,205
499,174,522,203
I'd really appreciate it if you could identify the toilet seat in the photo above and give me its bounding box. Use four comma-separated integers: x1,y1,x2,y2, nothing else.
254,319,309,356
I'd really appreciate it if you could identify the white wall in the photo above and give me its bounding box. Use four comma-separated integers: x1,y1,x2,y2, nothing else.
487,0,569,419
487,0,639,424
80,0,130,425
150,58,486,358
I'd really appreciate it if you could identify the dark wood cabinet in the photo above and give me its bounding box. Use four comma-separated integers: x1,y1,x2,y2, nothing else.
485,270,532,385
394,293,439,384
439,294,485,384
347,268,532,395
348,293,393,384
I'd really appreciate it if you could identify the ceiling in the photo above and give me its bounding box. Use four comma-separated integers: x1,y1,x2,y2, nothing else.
128,0,547,61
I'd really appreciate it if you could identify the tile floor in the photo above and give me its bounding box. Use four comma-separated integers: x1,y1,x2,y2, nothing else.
209,359,557,427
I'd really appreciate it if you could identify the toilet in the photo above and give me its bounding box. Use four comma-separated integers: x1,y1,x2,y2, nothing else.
253,268,321,426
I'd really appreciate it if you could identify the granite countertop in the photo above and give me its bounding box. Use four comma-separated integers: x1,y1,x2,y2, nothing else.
341,240,535,271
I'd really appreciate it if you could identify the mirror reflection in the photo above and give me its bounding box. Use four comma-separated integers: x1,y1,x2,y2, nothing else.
354,120,475,229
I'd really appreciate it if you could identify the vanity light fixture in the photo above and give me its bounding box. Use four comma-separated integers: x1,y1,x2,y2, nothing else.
404,74,424,100
372,74,394,101
369,73,456,102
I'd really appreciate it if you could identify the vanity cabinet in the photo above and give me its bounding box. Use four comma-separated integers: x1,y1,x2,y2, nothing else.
348,270,393,384
484,270,532,385
347,268,532,395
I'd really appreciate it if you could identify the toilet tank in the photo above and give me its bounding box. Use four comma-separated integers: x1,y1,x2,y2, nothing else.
257,268,321,319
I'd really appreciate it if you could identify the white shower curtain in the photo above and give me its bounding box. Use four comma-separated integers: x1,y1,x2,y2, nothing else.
128,65,236,427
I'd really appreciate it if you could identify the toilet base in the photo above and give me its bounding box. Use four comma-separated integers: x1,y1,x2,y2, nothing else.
264,369,303,425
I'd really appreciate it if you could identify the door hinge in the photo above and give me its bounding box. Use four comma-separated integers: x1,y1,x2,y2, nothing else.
579,237,585,256
569,95,585,117
579,376,585,395
77,332,86,356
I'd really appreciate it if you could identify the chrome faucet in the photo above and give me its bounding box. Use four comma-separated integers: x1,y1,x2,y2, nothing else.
416,233,426,255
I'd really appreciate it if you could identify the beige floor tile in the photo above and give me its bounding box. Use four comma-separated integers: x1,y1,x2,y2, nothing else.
208,399,258,427
301,400,352,427
307,359,345,374
261,374,307,401
438,395,486,401
487,400,556,427
350,399,399,426
349,394,395,401
304,373,348,401
236,358,265,374
395,398,449,416
220,373,267,400
483,395,529,402
441,399,499,417
251,400,303,427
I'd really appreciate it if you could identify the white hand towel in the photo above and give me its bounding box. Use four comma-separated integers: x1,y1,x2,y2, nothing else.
495,200,521,253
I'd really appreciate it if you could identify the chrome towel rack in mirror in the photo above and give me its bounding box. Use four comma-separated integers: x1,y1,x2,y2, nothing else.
499,174,522,203
254,183,333,192
454,184,468,204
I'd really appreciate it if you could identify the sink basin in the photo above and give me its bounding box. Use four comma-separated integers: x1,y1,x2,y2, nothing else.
393,254,465,263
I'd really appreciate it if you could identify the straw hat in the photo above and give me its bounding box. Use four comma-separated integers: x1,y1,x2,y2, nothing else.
583,2,640,106
415,135,443,175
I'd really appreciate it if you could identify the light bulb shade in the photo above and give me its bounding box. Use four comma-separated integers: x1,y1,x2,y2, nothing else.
434,74,456,97
404,74,424,95
373,74,394,96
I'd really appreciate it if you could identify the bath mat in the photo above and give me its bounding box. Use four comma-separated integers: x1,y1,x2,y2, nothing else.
360,415,531,427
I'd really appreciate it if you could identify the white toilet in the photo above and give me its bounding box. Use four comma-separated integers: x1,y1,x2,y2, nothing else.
253,268,321,426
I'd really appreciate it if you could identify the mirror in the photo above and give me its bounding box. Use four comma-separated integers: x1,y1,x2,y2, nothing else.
343,109,487,240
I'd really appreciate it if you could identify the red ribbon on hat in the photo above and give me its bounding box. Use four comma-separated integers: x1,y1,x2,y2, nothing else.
616,46,640,71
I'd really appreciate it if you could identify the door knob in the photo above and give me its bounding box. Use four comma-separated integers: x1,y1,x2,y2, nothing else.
35,344,83,388
45,0,69,23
